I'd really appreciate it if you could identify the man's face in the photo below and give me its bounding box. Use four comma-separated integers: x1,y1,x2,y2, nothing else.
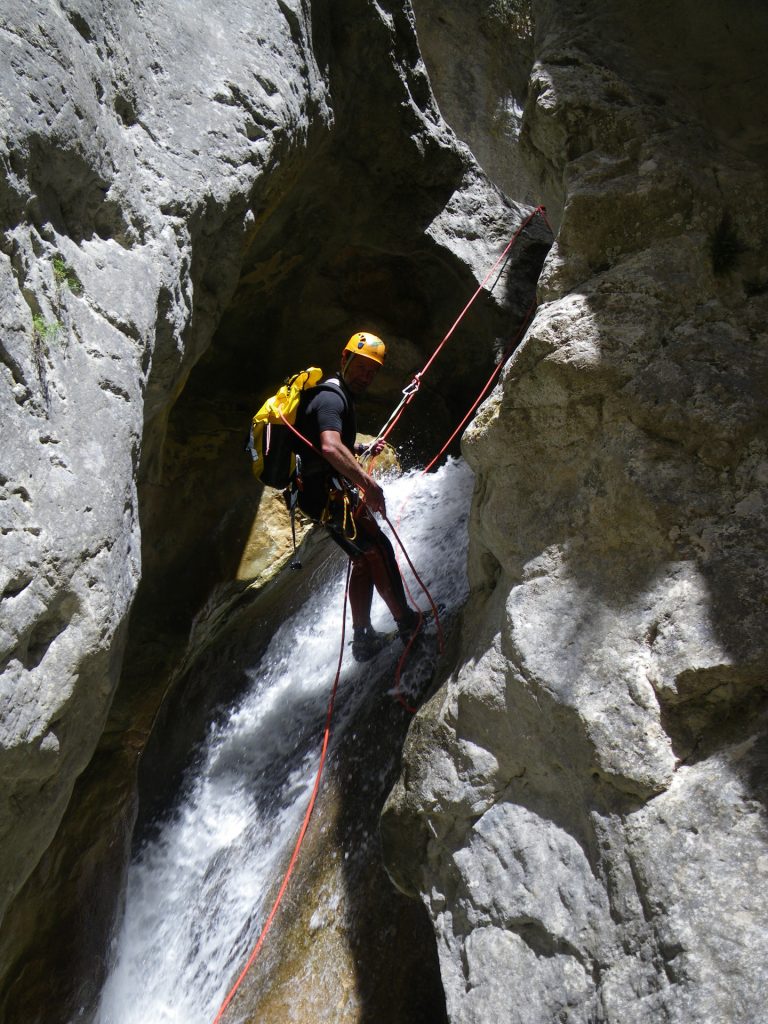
343,354,381,395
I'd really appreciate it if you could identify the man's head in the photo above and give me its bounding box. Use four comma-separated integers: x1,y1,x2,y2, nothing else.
341,331,386,394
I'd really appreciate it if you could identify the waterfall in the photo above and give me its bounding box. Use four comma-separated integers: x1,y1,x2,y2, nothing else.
94,457,473,1024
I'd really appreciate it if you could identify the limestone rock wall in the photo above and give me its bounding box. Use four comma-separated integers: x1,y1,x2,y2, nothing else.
0,1,549,1019
411,0,537,203
5,0,765,1021
385,1,768,1022
0,0,333,931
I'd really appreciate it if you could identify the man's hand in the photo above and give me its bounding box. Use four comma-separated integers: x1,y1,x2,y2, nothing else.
361,477,386,517
355,438,386,457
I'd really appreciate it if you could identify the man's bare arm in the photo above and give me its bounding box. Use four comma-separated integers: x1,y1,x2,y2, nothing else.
319,429,386,516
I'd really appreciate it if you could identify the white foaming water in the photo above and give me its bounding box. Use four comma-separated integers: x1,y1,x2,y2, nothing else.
94,458,474,1024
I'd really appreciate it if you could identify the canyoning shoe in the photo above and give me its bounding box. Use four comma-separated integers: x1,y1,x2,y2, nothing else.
351,626,389,663
396,607,424,646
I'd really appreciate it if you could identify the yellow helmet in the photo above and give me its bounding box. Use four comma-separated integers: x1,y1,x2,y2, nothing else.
343,331,386,366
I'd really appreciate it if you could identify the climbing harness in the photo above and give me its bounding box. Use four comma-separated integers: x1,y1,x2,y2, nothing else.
320,478,359,544
214,207,552,1021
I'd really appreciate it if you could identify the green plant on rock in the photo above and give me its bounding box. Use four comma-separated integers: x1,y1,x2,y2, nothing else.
52,255,83,296
32,313,63,342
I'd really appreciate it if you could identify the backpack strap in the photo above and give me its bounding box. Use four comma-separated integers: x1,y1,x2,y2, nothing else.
284,454,304,570
314,375,349,412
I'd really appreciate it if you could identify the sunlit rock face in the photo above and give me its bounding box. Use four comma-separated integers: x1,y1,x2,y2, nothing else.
0,0,548,1019
411,0,537,204
0,0,333,974
385,1,768,1022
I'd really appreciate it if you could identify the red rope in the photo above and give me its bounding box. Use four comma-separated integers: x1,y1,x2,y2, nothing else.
278,410,323,457
211,561,352,1024
382,297,538,700
383,513,444,714
419,205,546,381
423,297,538,474
378,204,548,444
393,620,423,715
370,213,549,704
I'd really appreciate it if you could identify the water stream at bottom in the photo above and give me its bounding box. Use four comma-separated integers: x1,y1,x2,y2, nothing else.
94,457,474,1024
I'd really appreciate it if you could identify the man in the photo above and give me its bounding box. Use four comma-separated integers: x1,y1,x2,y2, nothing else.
292,331,421,662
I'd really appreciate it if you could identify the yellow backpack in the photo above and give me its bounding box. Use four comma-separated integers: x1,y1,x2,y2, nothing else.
246,367,324,488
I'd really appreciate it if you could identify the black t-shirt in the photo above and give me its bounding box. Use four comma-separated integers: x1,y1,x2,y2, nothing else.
293,376,356,517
